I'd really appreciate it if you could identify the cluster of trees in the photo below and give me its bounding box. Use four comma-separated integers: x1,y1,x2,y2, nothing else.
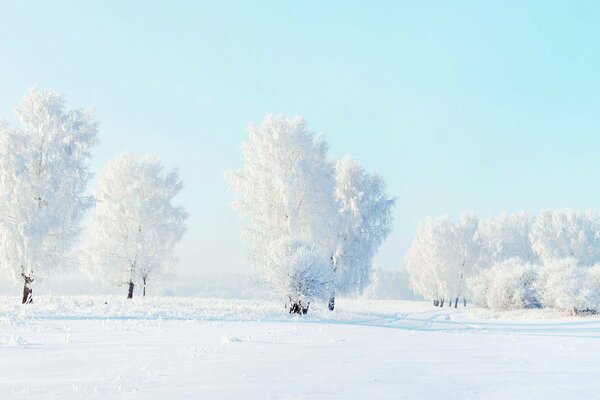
0,89,187,303
405,210,600,313
227,115,394,313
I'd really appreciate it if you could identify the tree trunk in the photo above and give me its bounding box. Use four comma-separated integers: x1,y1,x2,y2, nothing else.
21,274,33,304
127,280,135,299
289,301,302,314
288,300,310,315
143,276,147,297
328,296,335,311
463,298,467,307
440,299,444,307
454,297,459,308
433,299,439,307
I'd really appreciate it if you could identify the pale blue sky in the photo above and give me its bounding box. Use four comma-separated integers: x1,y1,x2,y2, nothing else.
1,1,599,288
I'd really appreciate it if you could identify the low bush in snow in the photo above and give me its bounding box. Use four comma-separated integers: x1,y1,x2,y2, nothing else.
263,239,333,309
468,259,539,310
534,258,600,313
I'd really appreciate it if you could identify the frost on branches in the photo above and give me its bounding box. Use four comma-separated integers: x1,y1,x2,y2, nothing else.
226,116,337,312
404,213,480,307
333,156,394,298
477,212,537,268
534,258,600,313
265,239,333,314
468,258,539,310
85,154,187,298
0,89,98,303
407,209,600,313
227,116,393,313
530,209,600,266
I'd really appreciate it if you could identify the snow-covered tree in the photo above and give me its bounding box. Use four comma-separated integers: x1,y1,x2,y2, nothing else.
534,257,599,313
226,115,338,312
477,211,536,269
0,89,98,303
468,258,539,310
408,209,600,312
85,153,187,298
405,213,481,306
332,156,394,302
265,238,333,313
530,209,600,266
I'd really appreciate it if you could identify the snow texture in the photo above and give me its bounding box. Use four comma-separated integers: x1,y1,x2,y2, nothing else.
1,297,600,399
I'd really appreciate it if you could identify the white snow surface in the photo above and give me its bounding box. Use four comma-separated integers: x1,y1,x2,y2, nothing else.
1,296,600,399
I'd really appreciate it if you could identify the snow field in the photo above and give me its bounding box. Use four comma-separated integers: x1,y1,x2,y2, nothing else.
1,297,600,399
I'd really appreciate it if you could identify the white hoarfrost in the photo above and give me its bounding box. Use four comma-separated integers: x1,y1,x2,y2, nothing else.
534,258,599,312
226,115,337,306
469,258,539,310
407,209,600,312
477,211,537,268
530,209,600,266
264,238,333,308
404,213,480,302
85,153,187,297
227,116,393,310
0,88,98,299
333,156,394,296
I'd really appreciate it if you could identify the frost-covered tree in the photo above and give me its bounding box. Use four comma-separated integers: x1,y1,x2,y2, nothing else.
265,239,333,313
410,209,600,312
405,213,481,306
477,211,536,269
468,258,539,310
85,154,187,298
530,209,600,266
226,115,338,312
331,156,394,306
0,89,98,303
534,257,599,313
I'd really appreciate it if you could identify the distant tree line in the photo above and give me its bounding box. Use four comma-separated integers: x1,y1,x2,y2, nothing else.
405,210,600,314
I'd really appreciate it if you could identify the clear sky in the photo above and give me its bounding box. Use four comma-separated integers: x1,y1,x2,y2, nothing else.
1,1,599,293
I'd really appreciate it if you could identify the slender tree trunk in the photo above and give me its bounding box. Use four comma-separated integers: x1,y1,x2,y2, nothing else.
454,297,459,308
21,274,33,304
143,276,147,297
433,299,439,307
440,299,444,307
127,280,135,299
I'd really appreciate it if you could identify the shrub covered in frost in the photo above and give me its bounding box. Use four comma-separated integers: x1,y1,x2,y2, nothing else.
263,239,333,306
468,258,539,310
534,258,600,312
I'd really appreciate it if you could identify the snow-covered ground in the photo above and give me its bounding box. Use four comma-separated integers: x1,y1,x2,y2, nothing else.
2,296,600,399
